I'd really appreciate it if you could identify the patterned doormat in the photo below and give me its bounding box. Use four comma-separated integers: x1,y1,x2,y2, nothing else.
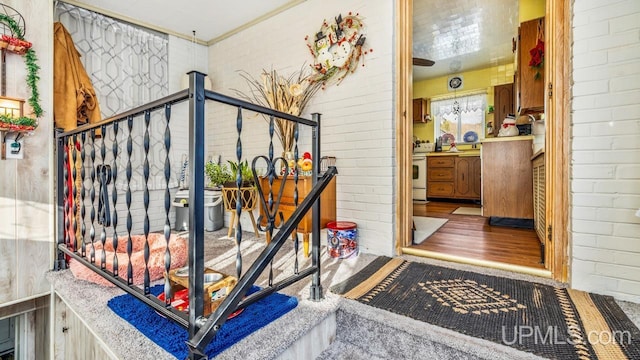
331,257,640,359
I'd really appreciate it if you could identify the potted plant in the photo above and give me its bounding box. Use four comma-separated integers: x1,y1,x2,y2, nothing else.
221,160,258,211
204,161,232,189
226,160,255,187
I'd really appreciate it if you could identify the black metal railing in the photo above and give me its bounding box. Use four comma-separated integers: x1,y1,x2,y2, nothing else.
55,71,336,359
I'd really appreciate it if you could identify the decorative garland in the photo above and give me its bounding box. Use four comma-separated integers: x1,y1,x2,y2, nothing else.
306,12,372,87
0,13,42,118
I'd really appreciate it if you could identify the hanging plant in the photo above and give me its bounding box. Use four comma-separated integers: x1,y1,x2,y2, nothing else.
0,13,42,118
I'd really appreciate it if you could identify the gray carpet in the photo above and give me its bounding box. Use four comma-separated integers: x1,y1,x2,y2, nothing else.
48,228,640,359
48,228,373,359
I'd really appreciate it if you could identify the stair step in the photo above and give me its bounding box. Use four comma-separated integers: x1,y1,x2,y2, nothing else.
317,301,544,360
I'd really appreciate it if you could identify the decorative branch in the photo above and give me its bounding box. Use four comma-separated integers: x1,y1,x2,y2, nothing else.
232,65,322,153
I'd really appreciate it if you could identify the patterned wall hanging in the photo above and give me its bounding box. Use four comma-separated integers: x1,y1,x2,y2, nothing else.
306,12,371,87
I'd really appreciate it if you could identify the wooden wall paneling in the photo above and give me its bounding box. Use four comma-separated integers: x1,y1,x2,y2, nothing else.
16,240,52,300
34,296,50,360
0,240,17,304
54,295,118,360
396,0,413,251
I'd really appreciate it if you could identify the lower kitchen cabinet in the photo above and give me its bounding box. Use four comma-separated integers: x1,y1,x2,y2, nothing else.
482,138,534,219
455,157,481,200
427,155,480,201
532,151,546,242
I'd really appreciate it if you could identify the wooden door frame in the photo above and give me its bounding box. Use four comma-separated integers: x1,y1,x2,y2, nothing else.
395,0,413,255
395,0,571,282
544,0,571,282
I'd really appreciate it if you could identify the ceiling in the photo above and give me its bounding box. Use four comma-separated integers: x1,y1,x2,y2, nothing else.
413,0,519,81
73,0,304,43
72,0,517,80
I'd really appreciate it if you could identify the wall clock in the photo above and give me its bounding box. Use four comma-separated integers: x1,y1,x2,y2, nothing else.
448,75,463,91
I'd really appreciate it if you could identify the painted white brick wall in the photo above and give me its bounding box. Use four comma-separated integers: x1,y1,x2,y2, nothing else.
571,0,640,302
207,0,395,255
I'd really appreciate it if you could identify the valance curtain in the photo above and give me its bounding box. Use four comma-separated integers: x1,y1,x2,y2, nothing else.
431,94,486,117
55,2,169,117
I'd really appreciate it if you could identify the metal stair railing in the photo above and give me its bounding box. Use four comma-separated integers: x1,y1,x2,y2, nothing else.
54,71,334,360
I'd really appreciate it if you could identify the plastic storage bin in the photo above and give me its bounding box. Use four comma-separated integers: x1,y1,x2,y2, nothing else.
172,189,223,232
326,221,358,259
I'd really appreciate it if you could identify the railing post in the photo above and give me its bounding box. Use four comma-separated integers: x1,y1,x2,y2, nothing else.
55,133,67,270
309,113,323,301
187,70,207,360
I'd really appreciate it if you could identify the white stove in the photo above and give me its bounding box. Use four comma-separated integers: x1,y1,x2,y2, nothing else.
412,154,427,201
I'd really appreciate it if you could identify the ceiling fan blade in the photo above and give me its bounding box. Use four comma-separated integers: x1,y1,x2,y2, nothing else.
412,57,435,66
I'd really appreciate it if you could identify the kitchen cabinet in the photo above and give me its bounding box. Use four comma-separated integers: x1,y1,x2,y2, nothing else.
517,17,545,114
455,157,481,200
427,155,480,200
532,151,546,243
482,138,534,219
258,175,336,256
493,83,515,136
413,98,429,123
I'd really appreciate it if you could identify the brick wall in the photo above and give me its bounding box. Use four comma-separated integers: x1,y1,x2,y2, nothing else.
207,0,395,255
571,0,640,302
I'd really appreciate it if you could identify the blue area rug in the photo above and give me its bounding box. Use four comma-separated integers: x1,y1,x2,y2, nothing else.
107,285,298,359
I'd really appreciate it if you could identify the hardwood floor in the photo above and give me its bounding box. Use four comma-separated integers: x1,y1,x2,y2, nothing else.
412,201,545,269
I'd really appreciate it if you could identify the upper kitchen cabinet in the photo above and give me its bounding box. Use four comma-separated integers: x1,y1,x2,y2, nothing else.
413,98,429,123
493,83,515,137
517,17,545,114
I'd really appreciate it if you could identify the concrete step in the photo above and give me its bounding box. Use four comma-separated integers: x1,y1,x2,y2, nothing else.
315,301,544,360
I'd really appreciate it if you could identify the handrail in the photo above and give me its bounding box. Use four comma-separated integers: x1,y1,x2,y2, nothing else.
187,166,338,357
203,90,317,127
55,89,190,138
55,71,331,360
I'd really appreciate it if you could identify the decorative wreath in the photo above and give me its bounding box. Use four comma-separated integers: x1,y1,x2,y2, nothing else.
306,12,371,86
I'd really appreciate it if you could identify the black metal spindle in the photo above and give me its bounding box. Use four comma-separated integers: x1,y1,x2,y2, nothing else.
100,125,107,270
63,138,70,251
143,110,151,294
80,133,86,257
111,122,119,276
293,123,300,274
235,106,243,279
163,104,172,305
267,115,275,285
71,135,78,253
89,129,96,264
310,113,323,301
55,136,67,271
126,116,134,285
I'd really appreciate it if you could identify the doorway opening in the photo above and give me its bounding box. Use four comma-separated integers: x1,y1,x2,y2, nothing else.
397,0,570,282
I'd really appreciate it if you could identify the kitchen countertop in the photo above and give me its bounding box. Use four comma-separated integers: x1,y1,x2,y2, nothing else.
426,150,480,157
481,135,535,143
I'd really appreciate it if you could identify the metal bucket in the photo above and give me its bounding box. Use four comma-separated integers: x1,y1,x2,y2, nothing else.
326,221,358,259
